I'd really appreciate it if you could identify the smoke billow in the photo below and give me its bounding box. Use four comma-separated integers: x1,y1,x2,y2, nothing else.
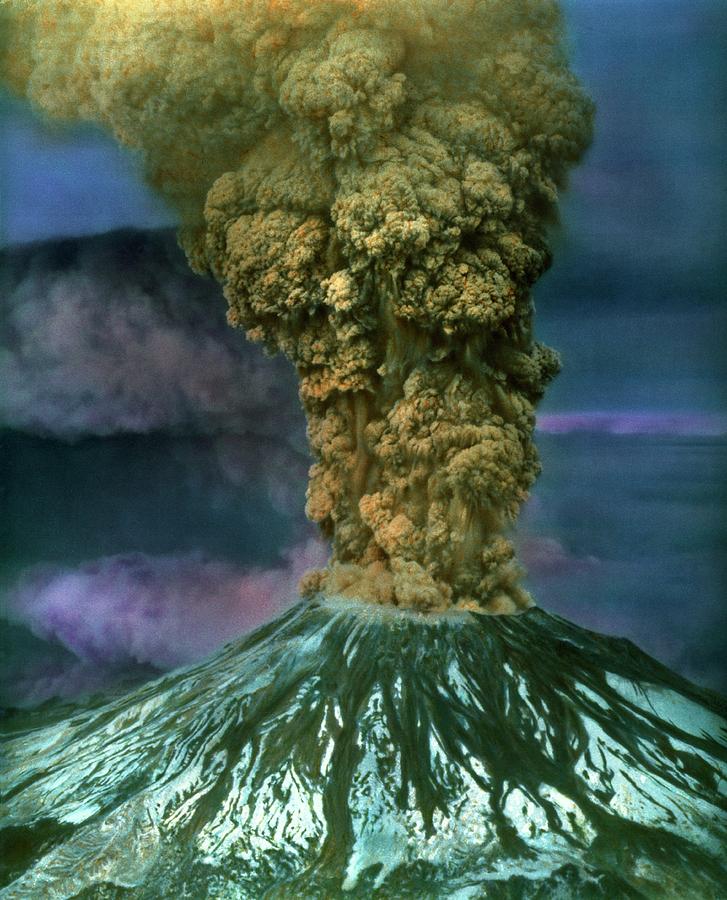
2,539,327,705
1,0,593,612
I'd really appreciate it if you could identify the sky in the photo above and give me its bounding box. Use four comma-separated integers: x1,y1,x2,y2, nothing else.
0,0,725,704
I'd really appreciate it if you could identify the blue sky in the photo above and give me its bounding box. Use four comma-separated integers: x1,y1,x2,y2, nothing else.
0,96,176,245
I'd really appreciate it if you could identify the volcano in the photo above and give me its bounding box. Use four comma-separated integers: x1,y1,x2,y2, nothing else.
1,597,725,899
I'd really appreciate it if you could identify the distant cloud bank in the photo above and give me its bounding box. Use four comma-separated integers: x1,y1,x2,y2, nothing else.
0,229,304,443
537,412,727,437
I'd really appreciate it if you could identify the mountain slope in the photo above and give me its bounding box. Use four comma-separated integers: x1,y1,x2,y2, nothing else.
1,597,726,898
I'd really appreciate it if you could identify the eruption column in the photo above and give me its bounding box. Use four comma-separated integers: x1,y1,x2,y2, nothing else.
1,0,593,612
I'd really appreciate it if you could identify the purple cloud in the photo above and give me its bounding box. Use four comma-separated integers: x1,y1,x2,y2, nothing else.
519,535,601,579
2,539,328,706
537,412,727,436
3,656,155,710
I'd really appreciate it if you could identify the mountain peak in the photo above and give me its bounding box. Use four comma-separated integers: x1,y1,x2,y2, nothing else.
2,597,726,898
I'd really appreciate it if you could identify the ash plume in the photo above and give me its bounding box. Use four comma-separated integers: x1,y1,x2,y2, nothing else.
1,0,593,613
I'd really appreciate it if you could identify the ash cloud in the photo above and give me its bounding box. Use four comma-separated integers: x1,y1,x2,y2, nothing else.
0,229,304,443
1,539,328,706
0,0,593,613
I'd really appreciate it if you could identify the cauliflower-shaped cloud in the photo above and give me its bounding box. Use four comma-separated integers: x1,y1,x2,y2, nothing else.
1,0,593,612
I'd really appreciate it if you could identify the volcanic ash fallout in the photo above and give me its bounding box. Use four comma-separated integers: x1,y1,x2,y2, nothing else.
1,0,594,613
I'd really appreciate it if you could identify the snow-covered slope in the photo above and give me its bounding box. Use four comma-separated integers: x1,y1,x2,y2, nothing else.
1,597,725,898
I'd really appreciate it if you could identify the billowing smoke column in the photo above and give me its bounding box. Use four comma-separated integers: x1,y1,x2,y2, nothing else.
1,0,593,613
